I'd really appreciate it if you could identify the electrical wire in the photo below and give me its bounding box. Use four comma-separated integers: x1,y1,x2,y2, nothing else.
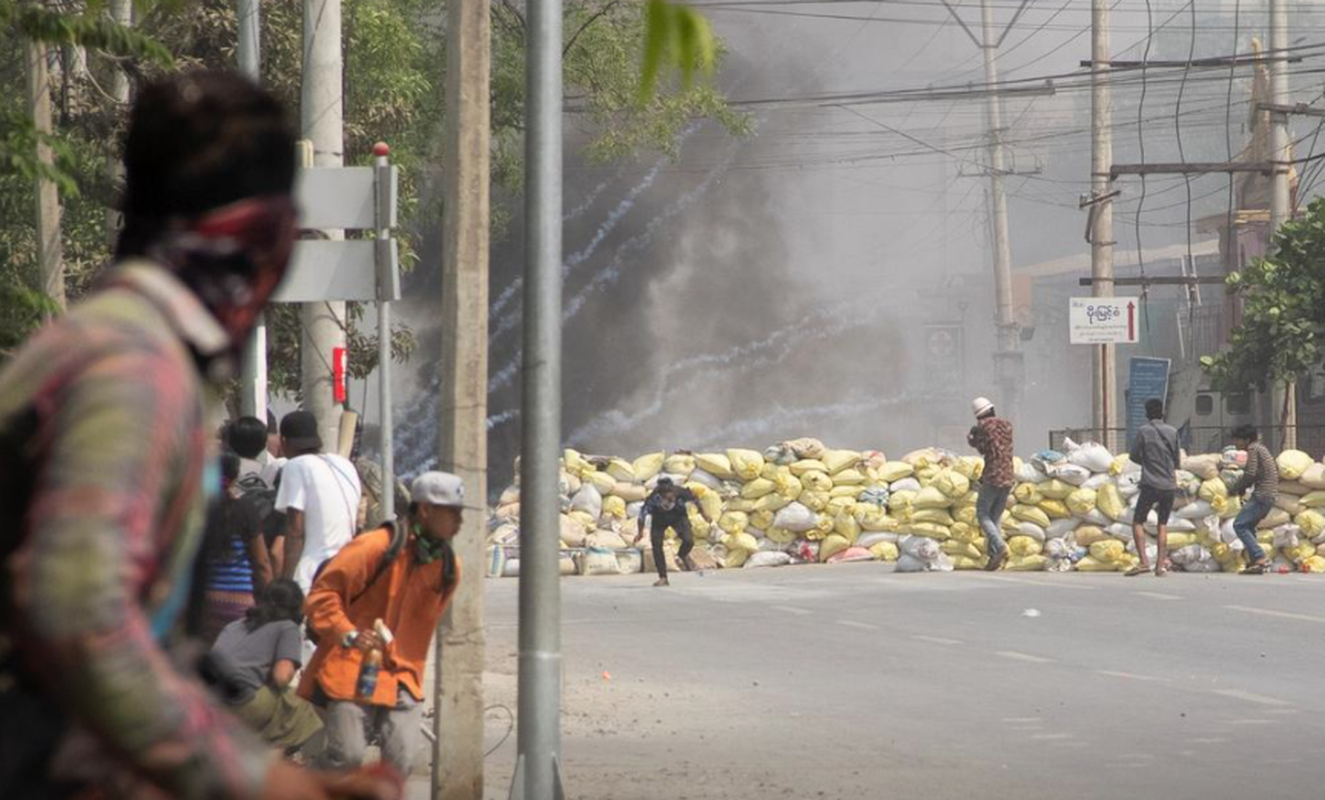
1224,0,1241,273
1135,0,1157,353
1177,0,1197,316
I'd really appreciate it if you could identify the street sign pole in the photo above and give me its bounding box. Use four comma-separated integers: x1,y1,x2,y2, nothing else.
374,142,397,521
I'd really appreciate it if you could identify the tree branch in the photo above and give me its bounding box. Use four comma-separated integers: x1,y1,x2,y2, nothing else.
564,0,621,58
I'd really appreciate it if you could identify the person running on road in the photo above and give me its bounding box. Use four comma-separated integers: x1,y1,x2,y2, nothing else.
967,397,1014,571
634,477,707,586
1127,398,1181,577
1228,424,1279,575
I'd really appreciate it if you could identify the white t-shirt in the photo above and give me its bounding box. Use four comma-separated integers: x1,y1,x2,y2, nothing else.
274,453,362,592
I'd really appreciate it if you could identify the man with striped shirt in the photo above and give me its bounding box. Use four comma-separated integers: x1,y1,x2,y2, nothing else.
1229,424,1279,575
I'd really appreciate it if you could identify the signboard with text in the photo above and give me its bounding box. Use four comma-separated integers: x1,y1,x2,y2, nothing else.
1125,356,1172,450
1069,297,1140,344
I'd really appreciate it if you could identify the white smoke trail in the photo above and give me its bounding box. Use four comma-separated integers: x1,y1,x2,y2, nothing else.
486,408,520,429
564,178,612,224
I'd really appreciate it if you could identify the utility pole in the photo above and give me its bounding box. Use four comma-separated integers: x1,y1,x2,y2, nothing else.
238,0,267,422
941,0,1028,422
27,42,64,315
979,0,1022,425
1269,0,1296,449
300,0,346,448
432,0,489,793
510,0,564,791
1090,0,1116,449
105,0,132,235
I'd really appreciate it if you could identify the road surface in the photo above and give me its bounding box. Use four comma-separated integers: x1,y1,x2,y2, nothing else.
417,564,1325,799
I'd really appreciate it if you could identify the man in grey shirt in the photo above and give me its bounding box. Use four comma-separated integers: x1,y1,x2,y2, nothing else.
1127,398,1181,576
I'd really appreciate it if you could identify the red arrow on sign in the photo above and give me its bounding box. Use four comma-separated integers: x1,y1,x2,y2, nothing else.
1127,301,1136,341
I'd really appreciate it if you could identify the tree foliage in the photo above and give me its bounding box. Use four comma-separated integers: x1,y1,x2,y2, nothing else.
1201,197,1325,392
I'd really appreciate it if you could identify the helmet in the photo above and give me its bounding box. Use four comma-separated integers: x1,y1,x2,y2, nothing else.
971,397,995,419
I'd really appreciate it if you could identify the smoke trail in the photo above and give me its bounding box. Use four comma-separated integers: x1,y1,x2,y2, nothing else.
562,145,738,322
486,408,520,429
691,394,911,450
565,178,612,224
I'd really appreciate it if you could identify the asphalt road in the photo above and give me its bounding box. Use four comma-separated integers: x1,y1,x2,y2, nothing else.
422,565,1325,799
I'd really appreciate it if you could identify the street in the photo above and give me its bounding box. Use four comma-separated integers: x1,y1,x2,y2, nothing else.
454,565,1325,800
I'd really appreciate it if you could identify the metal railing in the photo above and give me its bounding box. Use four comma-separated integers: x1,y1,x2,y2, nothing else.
1048,426,1325,459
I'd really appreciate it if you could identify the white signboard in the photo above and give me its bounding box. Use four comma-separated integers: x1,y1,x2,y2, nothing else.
1069,297,1139,344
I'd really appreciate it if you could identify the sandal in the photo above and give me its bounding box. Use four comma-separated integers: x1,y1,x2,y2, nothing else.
653,577,670,587
1154,566,1169,577
1124,564,1152,577
1239,561,1269,575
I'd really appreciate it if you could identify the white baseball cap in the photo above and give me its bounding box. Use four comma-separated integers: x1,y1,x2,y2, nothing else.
410,471,466,509
971,397,995,418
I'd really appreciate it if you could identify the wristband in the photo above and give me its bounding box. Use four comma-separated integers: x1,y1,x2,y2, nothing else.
342,629,359,649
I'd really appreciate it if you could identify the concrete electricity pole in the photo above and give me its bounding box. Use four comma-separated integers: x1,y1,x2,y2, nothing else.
979,0,1022,424
106,0,132,235
1269,0,1296,449
27,42,64,315
300,0,346,447
432,0,490,793
238,0,268,422
1090,0,1116,448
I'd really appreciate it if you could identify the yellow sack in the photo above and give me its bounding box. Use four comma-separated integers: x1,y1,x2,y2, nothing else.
813,513,836,537
949,521,979,543
830,485,866,499
870,541,900,562
1038,479,1075,501
934,469,971,499
1198,478,1228,504
1076,555,1122,572
832,468,867,486
1109,455,1134,477
606,458,637,483
1279,480,1311,497
1276,494,1304,516
903,448,944,468
1287,542,1316,564
1038,499,1071,520
1066,488,1098,516
951,555,985,571
749,509,774,531
800,489,831,512
724,531,759,555
800,470,833,493
1301,463,1325,490
1302,555,1325,573
1007,554,1049,572
878,461,915,483
826,496,856,517
563,448,591,475
773,468,804,501
727,497,758,514
766,526,797,544
915,486,951,510
915,465,942,486
724,548,750,568
1097,483,1127,522
742,478,776,500
698,491,723,523
753,493,792,514
1219,496,1242,520
889,489,917,516
1165,532,1197,549
1089,539,1126,563
835,512,861,543
954,456,984,482
856,506,899,532
1277,450,1313,481
601,495,627,519
1008,536,1043,557
632,452,664,482
819,533,851,562
908,522,951,540
943,540,984,560
913,508,955,527
612,483,648,503
789,459,829,476
1259,508,1290,530
1014,483,1044,505
663,453,695,477
585,470,616,496
717,511,748,535
1301,491,1325,509
823,449,861,475
953,504,978,526
695,453,734,480
726,449,765,481
1296,510,1325,538
690,515,711,542
1012,504,1051,529
1074,525,1108,546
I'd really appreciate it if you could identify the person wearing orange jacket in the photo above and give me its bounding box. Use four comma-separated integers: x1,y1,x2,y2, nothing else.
301,471,465,774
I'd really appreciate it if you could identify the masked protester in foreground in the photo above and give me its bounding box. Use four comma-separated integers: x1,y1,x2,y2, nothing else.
0,71,396,800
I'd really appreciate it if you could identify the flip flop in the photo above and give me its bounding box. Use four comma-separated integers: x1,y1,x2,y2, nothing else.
1154,566,1169,577
1124,564,1152,577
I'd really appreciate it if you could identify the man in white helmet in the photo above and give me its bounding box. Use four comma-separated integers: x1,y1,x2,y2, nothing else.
967,397,1015,570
